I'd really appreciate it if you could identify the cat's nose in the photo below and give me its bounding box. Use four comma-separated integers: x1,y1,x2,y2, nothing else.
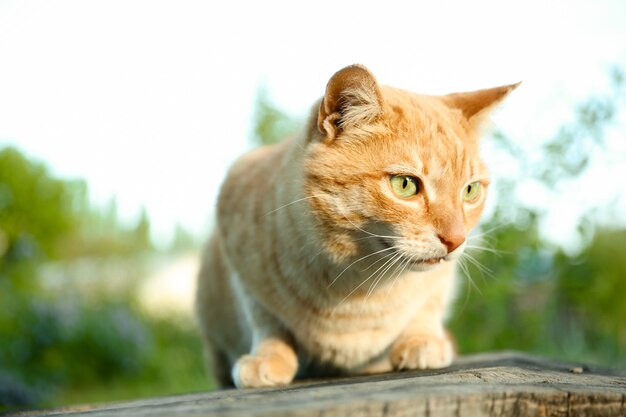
438,234,465,253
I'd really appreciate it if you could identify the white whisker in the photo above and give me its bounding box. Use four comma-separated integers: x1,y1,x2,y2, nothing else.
360,248,401,272
340,214,402,241
263,194,325,217
385,255,414,296
337,251,403,307
458,256,481,295
327,245,399,288
465,244,509,256
469,222,508,239
365,251,404,299
358,252,405,316
456,257,481,312
353,234,403,242
461,251,493,279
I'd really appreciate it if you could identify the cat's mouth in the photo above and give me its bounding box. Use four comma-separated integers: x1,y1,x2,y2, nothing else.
377,238,447,266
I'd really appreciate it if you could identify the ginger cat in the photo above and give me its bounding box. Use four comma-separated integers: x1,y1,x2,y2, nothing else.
196,64,518,388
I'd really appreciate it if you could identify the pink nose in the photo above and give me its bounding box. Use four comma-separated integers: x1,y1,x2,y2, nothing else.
438,234,465,253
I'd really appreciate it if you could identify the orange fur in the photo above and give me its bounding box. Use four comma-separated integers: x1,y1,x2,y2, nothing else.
196,64,518,388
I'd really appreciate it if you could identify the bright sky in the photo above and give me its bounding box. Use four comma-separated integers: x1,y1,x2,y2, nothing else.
1,0,625,248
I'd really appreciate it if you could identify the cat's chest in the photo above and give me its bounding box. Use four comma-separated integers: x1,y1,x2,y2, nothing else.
287,275,430,368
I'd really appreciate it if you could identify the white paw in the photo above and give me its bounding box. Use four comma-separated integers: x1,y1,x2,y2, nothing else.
232,353,297,388
390,334,454,370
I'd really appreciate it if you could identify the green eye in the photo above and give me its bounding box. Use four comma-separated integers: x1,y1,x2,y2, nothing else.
390,175,419,199
463,181,482,202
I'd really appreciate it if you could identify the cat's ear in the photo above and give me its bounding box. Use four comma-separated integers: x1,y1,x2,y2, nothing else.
317,64,384,141
443,82,520,127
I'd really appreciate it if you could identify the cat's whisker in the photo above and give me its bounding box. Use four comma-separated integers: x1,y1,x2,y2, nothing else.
457,221,505,298
360,248,402,272
460,257,481,292
460,251,493,280
456,257,481,307
469,222,509,239
340,213,403,241
465,242,504,251
465,244,509,256
365,251,404,299
353,234,403,243
337,251,404,308
310,228,402,273
466,223,510,249
464,221,509,270
327,245,399,288
359,252,406,316
385,255,414,296
325,213,406,285
457,256,470,280
466,236,497,253
262,194,325,217
467,228,502,245
460,252,486,273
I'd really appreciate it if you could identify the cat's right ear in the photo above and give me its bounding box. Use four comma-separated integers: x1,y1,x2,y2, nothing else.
317,64,384,141
442,82,521,128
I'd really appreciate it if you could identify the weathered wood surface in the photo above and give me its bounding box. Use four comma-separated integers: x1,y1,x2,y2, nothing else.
6,351,626,417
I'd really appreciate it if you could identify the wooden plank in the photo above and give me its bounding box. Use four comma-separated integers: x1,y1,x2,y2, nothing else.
6,351,626,417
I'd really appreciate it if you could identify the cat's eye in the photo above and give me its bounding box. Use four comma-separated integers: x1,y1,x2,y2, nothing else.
390,175,419,199
463,181,482,202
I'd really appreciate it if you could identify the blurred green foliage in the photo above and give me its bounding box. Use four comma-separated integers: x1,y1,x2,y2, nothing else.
0,148,77,266
0,148,209,411
252,85,301,145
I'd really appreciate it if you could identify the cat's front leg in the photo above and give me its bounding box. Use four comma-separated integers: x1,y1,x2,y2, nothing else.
233,336,298,388
389,311,455,370
232,300,298,388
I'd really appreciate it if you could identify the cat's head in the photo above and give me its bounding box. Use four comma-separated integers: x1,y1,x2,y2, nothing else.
304,64,518,271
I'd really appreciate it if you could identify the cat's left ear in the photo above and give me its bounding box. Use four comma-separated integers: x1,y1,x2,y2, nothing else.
442,82,521,127
317,64,384,141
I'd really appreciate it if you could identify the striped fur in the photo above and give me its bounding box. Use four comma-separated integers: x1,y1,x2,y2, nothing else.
196,64,518,388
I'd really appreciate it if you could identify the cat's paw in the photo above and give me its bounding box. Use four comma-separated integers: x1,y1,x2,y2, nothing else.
390,334,454,370
232,353,297,388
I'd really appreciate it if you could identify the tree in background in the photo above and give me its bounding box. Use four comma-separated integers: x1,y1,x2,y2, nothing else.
0,148,207,410
252,85,301,146
0,148,78,270
0,148,84,406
